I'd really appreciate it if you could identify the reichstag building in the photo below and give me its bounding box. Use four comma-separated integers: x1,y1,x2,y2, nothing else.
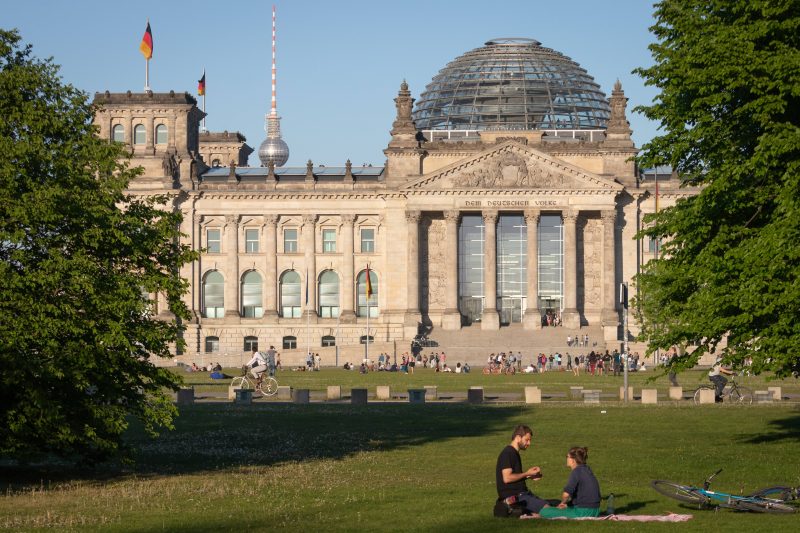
92,38,690,365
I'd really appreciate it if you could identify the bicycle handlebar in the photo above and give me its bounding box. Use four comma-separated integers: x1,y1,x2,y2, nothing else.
704,468,723,490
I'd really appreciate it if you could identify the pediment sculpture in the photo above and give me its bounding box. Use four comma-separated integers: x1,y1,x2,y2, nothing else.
452,152,576,189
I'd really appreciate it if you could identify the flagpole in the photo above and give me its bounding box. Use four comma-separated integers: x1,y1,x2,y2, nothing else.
306,272,310,363
201,68,206,131
145,59,150,92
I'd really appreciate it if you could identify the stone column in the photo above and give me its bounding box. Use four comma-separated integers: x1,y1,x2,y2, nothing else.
263,214,279,318
481,210,500,330
168,114,177,148
340,214,356,321
125,113,133,148
523,209,542,330
224,214,240,317
193,214,203,319
146,115,155,155
302,214,318,317
441,210,461,330
562,210,580,329
405,211,422,324
601,210,619,327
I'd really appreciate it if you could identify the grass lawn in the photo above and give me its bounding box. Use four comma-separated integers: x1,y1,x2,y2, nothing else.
1,401,799,531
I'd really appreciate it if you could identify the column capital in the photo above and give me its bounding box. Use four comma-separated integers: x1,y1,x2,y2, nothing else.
562,210,579,224
601,210,617,224
264,214,279,226
341,213,356,225
302,213,317,226
405,210,422,223
524,209,540,224
192,213,203,224
224,214,239,227
443,210,460,223
482,209,499,224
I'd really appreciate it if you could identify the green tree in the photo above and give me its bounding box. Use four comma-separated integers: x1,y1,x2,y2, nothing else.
0,29,197,461
634,1,800,376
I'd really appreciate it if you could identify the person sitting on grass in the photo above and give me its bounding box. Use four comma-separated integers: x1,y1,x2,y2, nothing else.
537,446,601,519
494,425,548,517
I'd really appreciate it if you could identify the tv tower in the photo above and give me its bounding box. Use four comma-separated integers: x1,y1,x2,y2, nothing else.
258,5,290,167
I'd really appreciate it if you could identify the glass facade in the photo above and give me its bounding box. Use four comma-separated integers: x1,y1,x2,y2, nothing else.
280,271,301,317
318,270,340,318
413,38,610,131
202,271,224,318
241,271,263,318
356,270,378,318
458,215,484,324
497,215,527,324
538,214,564,316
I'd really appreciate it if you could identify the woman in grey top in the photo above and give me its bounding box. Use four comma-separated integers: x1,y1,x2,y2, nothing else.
538,446,601,519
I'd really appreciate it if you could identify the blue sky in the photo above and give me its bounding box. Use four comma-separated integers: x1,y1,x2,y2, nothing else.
7,0,662,167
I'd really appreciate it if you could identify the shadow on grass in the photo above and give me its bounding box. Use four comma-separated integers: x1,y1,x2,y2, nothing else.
737,411,800,444
0,403,528,490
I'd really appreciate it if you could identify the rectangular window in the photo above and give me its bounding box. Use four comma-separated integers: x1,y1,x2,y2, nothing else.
206,229,221,254
322,229,336,253
245,229,259,253
648,237,660,253
360,228,375,253
284,228,298,253
205,337,219,353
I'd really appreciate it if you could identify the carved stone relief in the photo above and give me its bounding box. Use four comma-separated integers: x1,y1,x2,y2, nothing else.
452,150,577,189
420,215,447,311
581,217,602,308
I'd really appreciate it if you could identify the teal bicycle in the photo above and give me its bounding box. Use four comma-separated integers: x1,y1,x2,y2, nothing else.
651,469,795,513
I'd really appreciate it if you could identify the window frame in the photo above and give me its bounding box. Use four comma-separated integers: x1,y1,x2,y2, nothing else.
283,228,298,253
155,123,168,145
322,228,337,253
112,124,125,143
133,124,146,145
245,228,260,253
360,228,375,253
283,336,297,350
243,336,259,352
206,228,221,254
205,336,220,353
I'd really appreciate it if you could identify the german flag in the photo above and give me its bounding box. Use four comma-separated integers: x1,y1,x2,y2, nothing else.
140,22,153,60
198,72,206,96
365,264,373,299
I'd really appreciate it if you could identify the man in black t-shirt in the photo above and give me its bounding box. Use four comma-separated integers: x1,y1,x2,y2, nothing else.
495,424,548,515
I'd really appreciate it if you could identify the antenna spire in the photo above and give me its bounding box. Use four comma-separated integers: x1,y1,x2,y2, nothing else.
271,4,277,116
258,4,290,167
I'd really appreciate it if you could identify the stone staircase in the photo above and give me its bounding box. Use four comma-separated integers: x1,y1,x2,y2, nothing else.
420,323,608,366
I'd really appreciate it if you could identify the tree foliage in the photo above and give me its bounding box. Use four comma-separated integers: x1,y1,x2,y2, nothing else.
0,29,197,461
633,1,800,376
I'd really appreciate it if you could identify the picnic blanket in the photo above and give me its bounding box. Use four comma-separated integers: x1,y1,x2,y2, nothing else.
522,513,693,522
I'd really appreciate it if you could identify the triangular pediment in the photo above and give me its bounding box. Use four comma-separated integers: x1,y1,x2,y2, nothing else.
403,141,623,192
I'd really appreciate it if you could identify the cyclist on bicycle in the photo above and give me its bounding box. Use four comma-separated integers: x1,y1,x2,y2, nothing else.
708,355,734,403
245,350,268,385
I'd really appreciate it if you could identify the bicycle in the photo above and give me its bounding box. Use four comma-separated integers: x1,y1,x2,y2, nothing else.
747,485,799,502
651,469,795,513
692,376,753,405
231,367,278,397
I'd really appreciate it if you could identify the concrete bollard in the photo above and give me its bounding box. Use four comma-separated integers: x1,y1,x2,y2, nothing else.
669,387,683,401
376,385,392,400
583,390,600,404
424,385,438,400
641,388,658,404
228,384,240,400
327,385,342,400
619,386,634,401
408,389,426,404
754,390,773,404
235,388,252,405
697,388,715,404
276,386,292,400
524,386,542,404
177,387,195,405
351,388,368,405
468,387,484,404
292,388,310,404
570,386,584,400
768,386,782,401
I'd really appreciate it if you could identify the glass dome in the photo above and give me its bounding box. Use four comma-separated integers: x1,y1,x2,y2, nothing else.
412,38,610,131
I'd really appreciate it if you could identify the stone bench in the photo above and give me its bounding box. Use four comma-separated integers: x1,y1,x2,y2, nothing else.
754,390,773,404
619,386,633,401
569,386,584,400
234,388,252,405
292,388,310,404
276,385,292,400
408,389,426,404
376,385,392,400
468,387,484,404
524,386,541,404
696,388,715,404
351,388,368,405
327,385,342,400
177,387,194,405
424,385,438,400
641,388,658,404
582,390,600,404
768,386,782,401
668,386,683,401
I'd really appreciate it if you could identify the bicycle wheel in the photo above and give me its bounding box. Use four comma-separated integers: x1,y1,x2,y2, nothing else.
693,386,715,405
727,386,753,405
261,377,278,396
736,499,795,514
748,486,797,501
651,481,710,505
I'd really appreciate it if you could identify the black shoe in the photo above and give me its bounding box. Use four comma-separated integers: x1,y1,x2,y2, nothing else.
715,397,723,403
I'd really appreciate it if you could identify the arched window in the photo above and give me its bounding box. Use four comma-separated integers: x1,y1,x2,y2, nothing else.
356,269,378,318
241,271,263,318
243,336,258,352
283,336,297,350
212,159,221,168
155,124,168,144
280,271,301,318
202,271,224,318
205,336,219,353
133,124,146,145
112,124,124,143
321,335,336,347
318,270,339,318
